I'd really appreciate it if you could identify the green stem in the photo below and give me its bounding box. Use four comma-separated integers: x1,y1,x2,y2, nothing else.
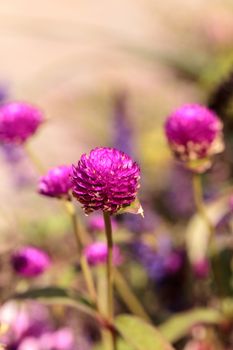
65,200,97,304
103,211,117,350
192,172,223,296
192,173,215,236
103,212,114,321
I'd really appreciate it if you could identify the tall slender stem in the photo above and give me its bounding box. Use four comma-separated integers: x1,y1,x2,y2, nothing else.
65,200,97,304
192,173,215,236
103,211,114,321
192,172,223,295
103,211,116,350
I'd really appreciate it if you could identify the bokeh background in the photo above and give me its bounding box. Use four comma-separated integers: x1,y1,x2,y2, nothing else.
1,1,233,349
1,0,233,210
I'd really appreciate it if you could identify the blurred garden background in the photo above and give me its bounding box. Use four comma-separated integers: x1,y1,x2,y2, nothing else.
1,0,233,349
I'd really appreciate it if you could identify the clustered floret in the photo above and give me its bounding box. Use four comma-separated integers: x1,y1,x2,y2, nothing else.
72,147,140,214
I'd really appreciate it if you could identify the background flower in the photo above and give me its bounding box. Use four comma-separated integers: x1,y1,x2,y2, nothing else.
38,165,72,199
11,246,51,277
84,242,122,266
165,104,224,170
0,102,43,144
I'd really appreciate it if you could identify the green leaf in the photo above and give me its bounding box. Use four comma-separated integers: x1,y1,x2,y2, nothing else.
115,314,174,350
159,308,223,343
11,286,98,318
117,198,144,216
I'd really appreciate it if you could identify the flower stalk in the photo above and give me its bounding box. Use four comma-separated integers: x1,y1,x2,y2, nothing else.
192,172,223,296
65,199,97,305
192,173,214,236
103,212,114,322
103,211,117,350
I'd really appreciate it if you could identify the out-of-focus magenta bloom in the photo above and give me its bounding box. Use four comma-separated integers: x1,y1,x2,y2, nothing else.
112,92,134,157
18,328,75,350
87,214,118,233
11,246,51,277
184,339,211,350
39,328,74,350
0,102,43,144
38,165,72,199
0,301,52,348
72,147,140,214
165,104,224,171
133,235,185,282
164,251,184,274
84,242,122,266
193,259,210,279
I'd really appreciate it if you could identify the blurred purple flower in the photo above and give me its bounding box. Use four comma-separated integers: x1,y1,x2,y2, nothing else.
18,337,41,350
0,83,9,105
87,214,118,233
18,328,75,350
38,328,74,350
123,204,159,234
0,301,51,348
1,143,36,188
112,92,134,156
11,246,51,278
84,242,122,266
1,143,24,163
0,102,44,144
38,165,72,199
132,236,184,282
165,104,224,171
192,259,210,279
164,163,195,218
72,147,140,214
0,302,78,350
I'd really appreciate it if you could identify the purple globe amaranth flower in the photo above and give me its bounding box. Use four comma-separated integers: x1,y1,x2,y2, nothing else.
11,246,51,277
87,214,118,233
38,165,72,199
72,147,140,214
0,102,44,144
165,104,224,172
84,242,122,266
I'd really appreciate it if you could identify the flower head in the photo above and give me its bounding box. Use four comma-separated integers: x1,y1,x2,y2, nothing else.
11,246,51,277
38,165,72,199
72,147,140,214
165,104,224,172
0,102,43,144
84,242,122,266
